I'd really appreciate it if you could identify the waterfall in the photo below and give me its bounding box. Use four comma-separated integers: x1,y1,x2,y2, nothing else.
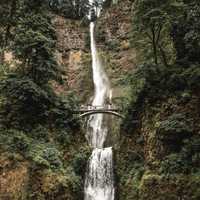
84,1,115,200
86,22,110,148
84,148,115,200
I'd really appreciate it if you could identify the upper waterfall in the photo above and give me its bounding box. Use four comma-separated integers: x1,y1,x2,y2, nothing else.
86,22,110,148
84,1,115,200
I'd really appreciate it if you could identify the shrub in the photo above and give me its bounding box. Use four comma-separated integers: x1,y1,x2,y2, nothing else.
159,153,190,174
160,136,200,174
72,147,91,176
66,168,82,194
11,132,31,152
29,144,63,170
156,114,193,142
0,77,52,129
42,147,63,169
182,65,200,90
181,137,200,173
30,125,49,141
55,129,72,146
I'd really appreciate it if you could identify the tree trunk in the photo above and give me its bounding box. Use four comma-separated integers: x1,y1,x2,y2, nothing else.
151,27,158,65
0,50,5,65
158,44,168,67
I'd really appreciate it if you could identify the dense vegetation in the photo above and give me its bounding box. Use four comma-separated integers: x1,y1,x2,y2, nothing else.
0,1,90,199
119,0,200,199
0,0,200,200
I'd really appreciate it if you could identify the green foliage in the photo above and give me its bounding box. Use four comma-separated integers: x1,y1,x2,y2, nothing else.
105,40,119,51
157,113,193,142
29,144,63,170
117,155,145,200
11,131,31,152
0,76,51,128
0,128,63,170
64,167,82,196
49,0,90,19
171,1,200,64
30,125,49,141
122,63,183,131
160,137,200,174
13,3,60,85
0,0,80,133
159,153,191,174
182,65,200,89
0,73,79,130
0,0,19,56
0,63,10,78
72,147,91,176
123,62,200,132
55,130,72,146
182,137,200,172
0,0,80,132
47,92,80,130
132,0,200,66
132,0,180,65
0,129,32,153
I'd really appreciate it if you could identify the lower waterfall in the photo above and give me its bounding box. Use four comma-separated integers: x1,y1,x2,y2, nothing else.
84,19,115,200
84,148,115,200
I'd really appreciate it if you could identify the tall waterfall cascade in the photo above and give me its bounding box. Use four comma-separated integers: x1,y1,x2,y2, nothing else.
84,1,115,200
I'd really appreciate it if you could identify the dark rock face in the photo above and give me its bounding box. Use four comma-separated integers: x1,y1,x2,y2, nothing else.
52,16,93,102
54,17,87,51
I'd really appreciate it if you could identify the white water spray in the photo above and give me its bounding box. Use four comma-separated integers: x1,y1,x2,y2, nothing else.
86,22,110,148
84,1,115,200
84,148,115,200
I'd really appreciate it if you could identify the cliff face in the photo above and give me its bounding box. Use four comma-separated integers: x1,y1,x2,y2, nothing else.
52,0,136,104
96,0,136,102
53,16,93,102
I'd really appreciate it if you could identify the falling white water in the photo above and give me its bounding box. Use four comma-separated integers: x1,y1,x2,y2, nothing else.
86,22,110,148
84,1,115,200
84,148,115,200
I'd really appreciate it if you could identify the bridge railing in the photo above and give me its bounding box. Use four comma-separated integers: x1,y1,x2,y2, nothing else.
79,105,120,111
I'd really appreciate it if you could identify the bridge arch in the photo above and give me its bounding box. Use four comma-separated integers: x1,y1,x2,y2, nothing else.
79,110,124,119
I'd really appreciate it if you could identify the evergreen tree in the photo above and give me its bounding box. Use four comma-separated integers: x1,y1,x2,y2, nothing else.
49,0,90,19
13,0,60,85
171,0,200,64
0,0,78,131
0,0,19,64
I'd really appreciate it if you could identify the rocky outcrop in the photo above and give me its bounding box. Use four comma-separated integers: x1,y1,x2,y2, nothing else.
53,16,93,102
53,0,137,104
96,0,137,101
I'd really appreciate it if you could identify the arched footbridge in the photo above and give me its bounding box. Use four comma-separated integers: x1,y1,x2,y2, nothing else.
73,105,125,119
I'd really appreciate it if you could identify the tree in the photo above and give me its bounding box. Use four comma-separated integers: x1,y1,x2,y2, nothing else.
0,0,79,130
133,0,184,66
48,0,90,19
171,1,200,64
12,0,61,85
0,0,19,64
